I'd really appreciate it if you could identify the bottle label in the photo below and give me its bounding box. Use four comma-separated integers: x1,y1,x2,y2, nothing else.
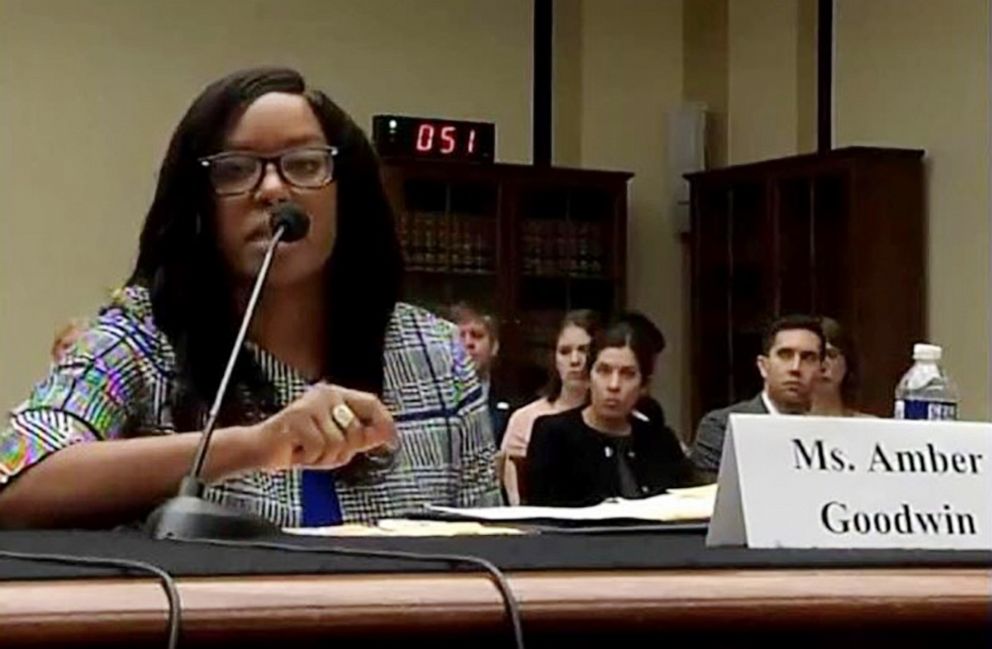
895,399,958,421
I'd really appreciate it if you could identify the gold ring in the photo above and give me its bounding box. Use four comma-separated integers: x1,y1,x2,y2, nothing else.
331,403,357,430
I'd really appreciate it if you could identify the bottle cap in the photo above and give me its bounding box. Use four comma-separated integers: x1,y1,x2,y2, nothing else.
913,343,942,362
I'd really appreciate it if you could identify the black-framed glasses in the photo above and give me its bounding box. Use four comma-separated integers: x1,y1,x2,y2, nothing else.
199,145,339,196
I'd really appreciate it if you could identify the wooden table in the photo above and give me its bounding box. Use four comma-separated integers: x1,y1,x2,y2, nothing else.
2,567,989,647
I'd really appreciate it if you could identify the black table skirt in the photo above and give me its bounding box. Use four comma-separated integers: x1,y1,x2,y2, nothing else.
1,527,989,581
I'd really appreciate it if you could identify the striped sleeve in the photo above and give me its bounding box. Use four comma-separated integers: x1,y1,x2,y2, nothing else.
448,330,501,507
0,308,155,486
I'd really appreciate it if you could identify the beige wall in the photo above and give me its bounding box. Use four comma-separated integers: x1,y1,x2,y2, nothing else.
727,0,802,164
576,0,687,427
795,0,818,153
834,0,991,419
722,0,818,164
553,0,584,167
683,0,729,168
0,0,533,409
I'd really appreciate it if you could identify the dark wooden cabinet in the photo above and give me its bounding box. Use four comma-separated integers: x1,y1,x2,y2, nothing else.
686,146,925,426
381,160,631,402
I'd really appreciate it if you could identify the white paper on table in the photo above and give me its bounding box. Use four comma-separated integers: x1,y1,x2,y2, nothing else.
283,519,525,537
425,486,717,523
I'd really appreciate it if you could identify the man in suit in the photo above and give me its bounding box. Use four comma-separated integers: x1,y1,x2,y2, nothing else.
691,314,825,480
450,302,510,445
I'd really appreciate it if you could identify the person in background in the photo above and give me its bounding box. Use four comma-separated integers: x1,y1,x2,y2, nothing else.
811,316,869,417
449,302,510,445
0,66,500,530
7,318,94,420
615,311,672,432
49,318,90,364
525,321,696,507
499,309,600,504
691,314,825,481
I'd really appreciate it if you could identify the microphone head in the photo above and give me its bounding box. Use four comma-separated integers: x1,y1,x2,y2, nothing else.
269,202,311,243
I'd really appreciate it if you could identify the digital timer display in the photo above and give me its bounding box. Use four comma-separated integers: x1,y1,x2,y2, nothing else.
372,115,495,163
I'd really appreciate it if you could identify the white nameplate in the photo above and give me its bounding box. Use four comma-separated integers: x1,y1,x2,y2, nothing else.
706,415,992,549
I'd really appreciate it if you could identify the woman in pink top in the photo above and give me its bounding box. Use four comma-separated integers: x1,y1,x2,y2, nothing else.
499,310,601,504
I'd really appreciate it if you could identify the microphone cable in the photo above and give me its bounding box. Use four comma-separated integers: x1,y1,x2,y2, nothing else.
172,537,525,649
0,549,180,649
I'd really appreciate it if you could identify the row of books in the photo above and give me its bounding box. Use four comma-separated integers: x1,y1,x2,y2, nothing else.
398,212,496,274
397,213,612,277
521,220,608,278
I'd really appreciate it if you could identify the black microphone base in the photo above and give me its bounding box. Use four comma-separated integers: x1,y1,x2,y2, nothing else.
146,496,278,540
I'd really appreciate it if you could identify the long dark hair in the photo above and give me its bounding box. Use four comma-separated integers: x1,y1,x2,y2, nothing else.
128,67,402,430
541,309,601,402
820,316,861,407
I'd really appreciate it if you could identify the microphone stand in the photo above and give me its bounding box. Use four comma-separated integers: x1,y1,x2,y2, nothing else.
146,221,293,540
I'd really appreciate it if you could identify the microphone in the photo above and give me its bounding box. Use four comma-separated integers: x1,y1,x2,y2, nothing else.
146,202,311,540
270,202,310,243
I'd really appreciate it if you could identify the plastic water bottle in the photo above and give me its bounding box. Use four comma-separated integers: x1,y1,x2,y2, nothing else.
894,344,959,420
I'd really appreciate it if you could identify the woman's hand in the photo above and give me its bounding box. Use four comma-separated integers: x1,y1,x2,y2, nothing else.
244,383,397,471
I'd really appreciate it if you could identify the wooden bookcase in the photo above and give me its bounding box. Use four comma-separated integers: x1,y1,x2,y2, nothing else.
686,146,925,426
381,159,632,402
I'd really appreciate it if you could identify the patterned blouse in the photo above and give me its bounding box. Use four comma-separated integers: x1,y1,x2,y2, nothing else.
0,286,501,526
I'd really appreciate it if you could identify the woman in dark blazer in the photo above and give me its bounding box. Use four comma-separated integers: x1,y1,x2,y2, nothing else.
525,321,697,507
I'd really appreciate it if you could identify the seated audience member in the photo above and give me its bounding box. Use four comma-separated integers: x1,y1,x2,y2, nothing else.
0,66,500,530
50,318,90,364
9,318,93,418
811,316,870,417
615,311,670,429
500,309,600,504
691,314,825,480
449,302,510,445
525,321,696,507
